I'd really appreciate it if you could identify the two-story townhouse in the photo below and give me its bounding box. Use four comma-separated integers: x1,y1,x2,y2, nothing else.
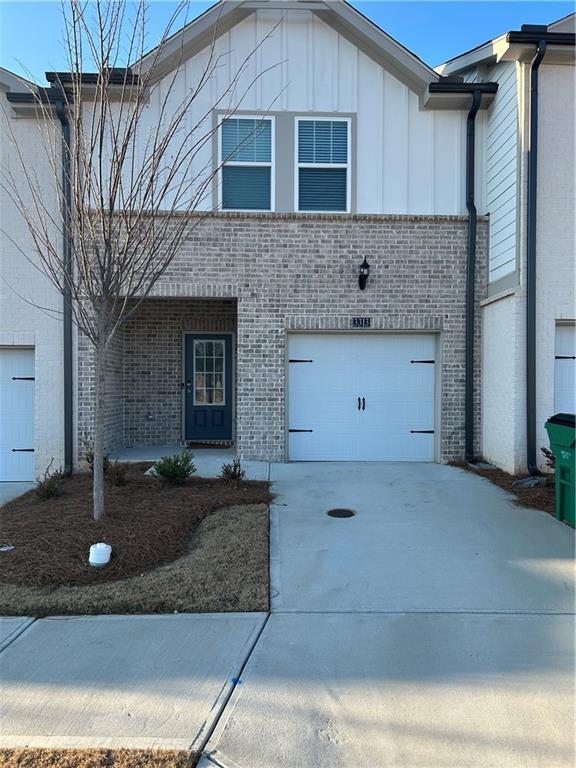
0,67,67,483
2,0,498,475
438,13,575,475
84,0,499,467
3,0,503,477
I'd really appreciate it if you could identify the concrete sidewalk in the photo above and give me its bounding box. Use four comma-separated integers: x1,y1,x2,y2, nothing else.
0,613,266,750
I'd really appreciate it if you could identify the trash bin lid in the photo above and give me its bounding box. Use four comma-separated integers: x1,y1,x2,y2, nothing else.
546,413,576,428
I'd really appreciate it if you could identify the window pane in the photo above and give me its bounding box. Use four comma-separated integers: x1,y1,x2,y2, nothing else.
299,167,347,211
222,118,271,163
298,120,348,164
222,166,271,210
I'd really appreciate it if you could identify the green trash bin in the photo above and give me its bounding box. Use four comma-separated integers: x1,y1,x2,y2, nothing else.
545,413,575,528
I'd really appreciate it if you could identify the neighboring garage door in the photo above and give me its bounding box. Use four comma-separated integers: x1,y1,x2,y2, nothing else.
555,324,575,413
0,349,35,481
288,334,436,461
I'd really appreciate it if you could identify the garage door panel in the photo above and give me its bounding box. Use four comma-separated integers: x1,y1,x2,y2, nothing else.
555,325,575,414
0,349,35,481
288,334,436,462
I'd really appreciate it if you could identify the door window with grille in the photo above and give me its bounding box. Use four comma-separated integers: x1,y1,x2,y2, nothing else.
194,340,225,405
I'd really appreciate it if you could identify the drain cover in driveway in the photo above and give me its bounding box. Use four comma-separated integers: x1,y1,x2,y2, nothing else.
327,508,356,518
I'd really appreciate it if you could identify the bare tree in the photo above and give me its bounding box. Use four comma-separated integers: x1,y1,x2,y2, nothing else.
1,0,279,521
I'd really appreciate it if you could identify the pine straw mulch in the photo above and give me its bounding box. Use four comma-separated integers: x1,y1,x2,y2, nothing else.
0,463,271,588
453,461,556,516
0,748,197,768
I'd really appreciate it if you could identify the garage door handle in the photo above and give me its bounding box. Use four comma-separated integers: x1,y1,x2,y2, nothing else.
12,448,34,452
362,397,365,410
357,397,361,410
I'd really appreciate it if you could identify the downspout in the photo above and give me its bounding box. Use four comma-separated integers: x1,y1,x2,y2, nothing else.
464,89,482,463
526,41,547,475
55,98,73,477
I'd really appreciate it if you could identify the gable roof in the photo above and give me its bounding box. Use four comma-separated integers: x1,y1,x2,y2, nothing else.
135,0,438,95
0,66,37,93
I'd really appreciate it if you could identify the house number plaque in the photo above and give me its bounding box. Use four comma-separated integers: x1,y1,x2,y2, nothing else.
351,317,371,328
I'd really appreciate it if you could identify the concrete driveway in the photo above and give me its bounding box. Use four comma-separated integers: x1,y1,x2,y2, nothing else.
203,462,574,768
269,462,574,613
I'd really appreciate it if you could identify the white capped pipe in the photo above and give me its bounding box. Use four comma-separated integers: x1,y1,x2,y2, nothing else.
89,542,112,567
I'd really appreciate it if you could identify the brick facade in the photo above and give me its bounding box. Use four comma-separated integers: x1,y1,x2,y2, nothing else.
77,213,488,463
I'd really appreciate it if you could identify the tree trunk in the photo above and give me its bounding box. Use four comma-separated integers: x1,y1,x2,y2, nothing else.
92,335,107,522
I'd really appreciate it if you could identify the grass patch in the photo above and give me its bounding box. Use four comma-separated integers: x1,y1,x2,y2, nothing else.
0,463,272,616
0,748,198,767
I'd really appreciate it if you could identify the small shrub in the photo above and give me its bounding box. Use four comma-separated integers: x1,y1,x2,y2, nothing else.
220,458,246,485
36,459,64,500
153,451,196,485
106,460,127,487
85,449,111,474
541,446,556,470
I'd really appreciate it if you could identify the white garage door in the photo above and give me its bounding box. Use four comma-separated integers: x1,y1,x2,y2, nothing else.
555,324,575,413
288,334,436,461
0,349,35,481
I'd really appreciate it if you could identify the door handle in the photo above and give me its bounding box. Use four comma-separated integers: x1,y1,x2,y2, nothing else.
362,397,365,410
357,397,361,410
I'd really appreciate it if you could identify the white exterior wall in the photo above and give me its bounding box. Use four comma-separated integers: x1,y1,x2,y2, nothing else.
0,90,65,478
140,9,470,215
481,59,575,474
481,293,526,474
535,63,576,460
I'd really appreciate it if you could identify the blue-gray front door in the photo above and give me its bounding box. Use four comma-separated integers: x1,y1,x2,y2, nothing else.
184,334,233,441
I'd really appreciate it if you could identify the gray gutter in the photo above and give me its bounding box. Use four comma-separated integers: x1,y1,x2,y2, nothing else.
526,40,547,476
428,80,498,462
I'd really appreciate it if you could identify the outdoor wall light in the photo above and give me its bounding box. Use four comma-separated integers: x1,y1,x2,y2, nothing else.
358,257,370,290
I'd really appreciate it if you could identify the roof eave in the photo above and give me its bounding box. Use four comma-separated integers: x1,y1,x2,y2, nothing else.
438,29,575,76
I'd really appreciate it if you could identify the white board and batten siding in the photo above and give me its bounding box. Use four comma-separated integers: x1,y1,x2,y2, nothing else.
288,334,436,461
0,349,35,481
138,9,470,216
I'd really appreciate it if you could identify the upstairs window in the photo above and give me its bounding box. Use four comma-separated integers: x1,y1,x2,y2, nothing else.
220,117,273,211
296,118,350,212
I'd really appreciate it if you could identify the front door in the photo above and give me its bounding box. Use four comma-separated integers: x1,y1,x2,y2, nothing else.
184,334,233,441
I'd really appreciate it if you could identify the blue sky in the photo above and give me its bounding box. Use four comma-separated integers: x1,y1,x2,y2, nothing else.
1,1,573,83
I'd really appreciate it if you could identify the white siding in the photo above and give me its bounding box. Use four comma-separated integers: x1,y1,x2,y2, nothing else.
535,63,576,457
139,9,468,215
0,91,65,477
484,62,519,283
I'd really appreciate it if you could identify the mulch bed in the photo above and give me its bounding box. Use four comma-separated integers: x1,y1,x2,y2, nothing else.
0,463,272,589
0,748,197,768
454,462,556,516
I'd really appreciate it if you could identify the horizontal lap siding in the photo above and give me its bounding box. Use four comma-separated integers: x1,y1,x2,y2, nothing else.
485,62,519,283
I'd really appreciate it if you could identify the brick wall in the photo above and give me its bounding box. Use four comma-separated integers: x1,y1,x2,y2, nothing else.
77,213,488,463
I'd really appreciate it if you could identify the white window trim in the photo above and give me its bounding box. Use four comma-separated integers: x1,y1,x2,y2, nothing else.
294,116,351,214
218,114,275,213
